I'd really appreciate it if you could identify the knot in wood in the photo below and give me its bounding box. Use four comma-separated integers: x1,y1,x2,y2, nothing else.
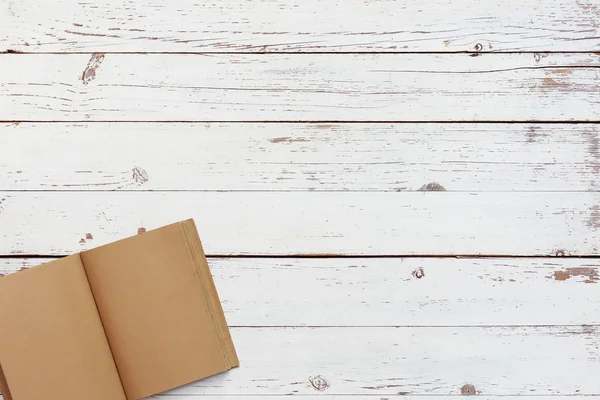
132,166,149,183
418,182,446,192
461,384,477,395
412,267,425,279
308,375,329,391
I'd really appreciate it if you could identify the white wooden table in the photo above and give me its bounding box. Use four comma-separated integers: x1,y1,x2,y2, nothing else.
1,1,599,399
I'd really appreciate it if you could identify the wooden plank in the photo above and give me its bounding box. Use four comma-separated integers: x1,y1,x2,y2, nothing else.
168,327,600,395
15,396,558,400
151,397,600,400
0,192,598,256
2,325,593,396
2,53,599,122
2,123,600,192
2,0,599,53
147,397,596,400
1,397,583,400
3,257,599,326
75,327,600,394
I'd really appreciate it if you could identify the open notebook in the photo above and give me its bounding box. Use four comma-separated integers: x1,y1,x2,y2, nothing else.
0,219,238,400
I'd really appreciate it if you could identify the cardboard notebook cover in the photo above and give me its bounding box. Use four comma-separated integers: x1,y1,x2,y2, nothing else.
0,219,239,400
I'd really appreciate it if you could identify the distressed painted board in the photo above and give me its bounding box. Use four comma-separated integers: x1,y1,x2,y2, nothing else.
2,53,600,122
0,397,576,400
1,0,600,53
84,327,600,395
156,397,600,400
150,398,599,400
2,257,599,326
3,327,590,396
0,192,598,256
2,122,600,192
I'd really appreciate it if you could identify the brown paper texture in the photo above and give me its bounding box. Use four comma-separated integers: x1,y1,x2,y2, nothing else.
0,219,237,400
0,361,14,400
81,219,238,399
0,255,127,400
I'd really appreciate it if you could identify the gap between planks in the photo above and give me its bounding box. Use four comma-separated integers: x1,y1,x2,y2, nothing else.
2,255,600,259
3,51,600,55
4,120,600,123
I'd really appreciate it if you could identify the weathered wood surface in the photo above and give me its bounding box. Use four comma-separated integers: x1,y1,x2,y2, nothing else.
2,1,599,399
179,326,600,395
2,0,600,53
152,398,600,400
67,326,600,395
0,192,598,256
2,324,594,396
2,53,600,122
2,123,600,192
3,257,599,326
12,396,582,400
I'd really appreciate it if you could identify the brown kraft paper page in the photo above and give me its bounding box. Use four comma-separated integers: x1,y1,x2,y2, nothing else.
0,255,127,400
81,219,238,400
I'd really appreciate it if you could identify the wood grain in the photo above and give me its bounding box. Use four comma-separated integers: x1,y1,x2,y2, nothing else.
2,53,600,122
0,394,594,400
2,1,599,399
0,192,598,256
3,257,599,326
2,0,599,53
88,326,600,395
2,123,600,192
2,325,593,396
0,397,580,400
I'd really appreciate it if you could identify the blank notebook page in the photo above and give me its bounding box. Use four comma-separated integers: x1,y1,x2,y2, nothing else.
81,220,238,400
0,255,127,400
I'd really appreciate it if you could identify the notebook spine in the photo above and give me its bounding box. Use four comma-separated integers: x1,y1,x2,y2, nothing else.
180,219,239,369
